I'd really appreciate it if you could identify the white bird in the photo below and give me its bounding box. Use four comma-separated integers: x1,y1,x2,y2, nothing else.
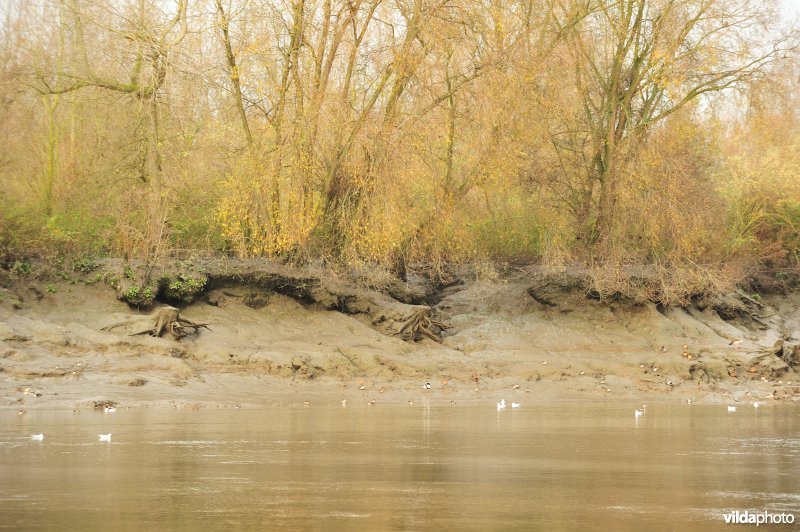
511,402,521,408
753,401,759,408
497,399,506,410
423,382,431,390
104,407,116,413
31,433,44,441
634,409,643,417
98,434,112,442
727,405,736,413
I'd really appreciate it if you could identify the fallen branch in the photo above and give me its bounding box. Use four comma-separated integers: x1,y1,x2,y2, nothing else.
101,322,126,332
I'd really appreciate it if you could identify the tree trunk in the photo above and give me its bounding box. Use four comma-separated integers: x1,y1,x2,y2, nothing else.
595,170,617,250
215,0,252,148
41,93,60,216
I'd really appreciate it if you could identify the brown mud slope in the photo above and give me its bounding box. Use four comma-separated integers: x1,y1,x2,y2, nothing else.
0,260,798,409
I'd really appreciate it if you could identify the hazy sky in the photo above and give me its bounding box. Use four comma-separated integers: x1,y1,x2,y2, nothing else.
781,0,800,18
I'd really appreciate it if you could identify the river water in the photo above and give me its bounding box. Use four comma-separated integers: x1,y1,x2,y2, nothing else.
1,401,798,531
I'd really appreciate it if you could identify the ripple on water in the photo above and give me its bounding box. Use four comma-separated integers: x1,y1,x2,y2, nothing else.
0,494,34,502
602,503,720,525
710,490,800,506
157,486,224,495
394,441,432,450
154,440,226,446
320,512,370,519
1,404,798,530
197,476,253,484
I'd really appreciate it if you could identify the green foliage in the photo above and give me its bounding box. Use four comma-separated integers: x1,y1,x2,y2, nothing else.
772,200,800,262
0,201,48,261
82,272,103,285
162,273,207,303
45,212,114,253
169,177,228,252
121,285,139,299
103,271,121,289
73,256,99,274
469,215,544,262
10,261,32,276
119,284,156,307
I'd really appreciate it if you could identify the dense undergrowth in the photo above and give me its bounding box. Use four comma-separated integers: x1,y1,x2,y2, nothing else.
0,1,798,305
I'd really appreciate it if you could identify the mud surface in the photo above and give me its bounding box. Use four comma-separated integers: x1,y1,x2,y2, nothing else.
1,261,798,410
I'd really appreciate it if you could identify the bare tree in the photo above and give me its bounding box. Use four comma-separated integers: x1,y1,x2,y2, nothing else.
553,0,796,249
38,0,189,188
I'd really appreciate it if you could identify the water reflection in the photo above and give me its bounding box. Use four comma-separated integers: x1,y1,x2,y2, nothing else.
1,403,798,530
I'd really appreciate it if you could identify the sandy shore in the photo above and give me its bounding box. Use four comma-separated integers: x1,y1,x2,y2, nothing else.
1,262,798,410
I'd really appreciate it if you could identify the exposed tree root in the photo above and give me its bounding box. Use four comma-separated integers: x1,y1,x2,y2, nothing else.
138,306,210,339
103,306,209,340
397,307,450,343
203,262,450,343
